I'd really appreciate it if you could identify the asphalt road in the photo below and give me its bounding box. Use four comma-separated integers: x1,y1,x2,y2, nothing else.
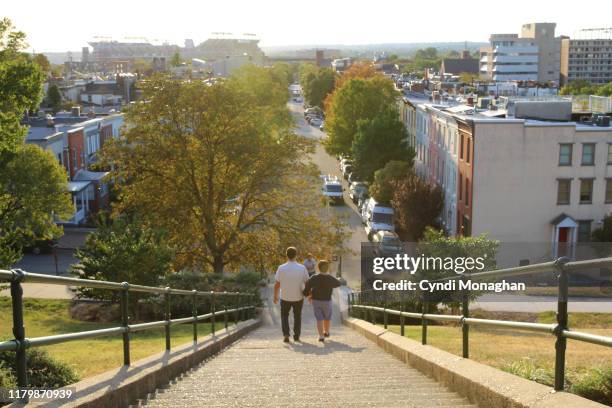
289,102,367,290
290,101,612,313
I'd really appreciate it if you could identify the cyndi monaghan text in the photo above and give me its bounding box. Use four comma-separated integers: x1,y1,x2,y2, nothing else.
372,279,526,293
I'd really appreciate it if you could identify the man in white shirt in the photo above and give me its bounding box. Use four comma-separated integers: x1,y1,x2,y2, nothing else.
274,246,309,342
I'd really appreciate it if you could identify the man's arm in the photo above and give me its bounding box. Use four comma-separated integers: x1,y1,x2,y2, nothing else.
273,281,280,304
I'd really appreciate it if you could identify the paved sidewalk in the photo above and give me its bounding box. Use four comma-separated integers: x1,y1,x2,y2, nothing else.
138,289,476,408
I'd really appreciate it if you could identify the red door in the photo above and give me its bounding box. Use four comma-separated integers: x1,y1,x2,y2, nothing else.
558,227,569,243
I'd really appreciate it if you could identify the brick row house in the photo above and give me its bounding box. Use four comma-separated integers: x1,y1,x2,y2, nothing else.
399,95,612,266
25,112,124,225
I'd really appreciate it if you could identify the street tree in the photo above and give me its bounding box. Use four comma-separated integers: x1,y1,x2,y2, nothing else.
324,76,397,155
391,172,443,240
300,67,335,108
33,53,51,75
72,215,174,316
369,160,412,204
47,83,61,112
334,61,381,88
103,72,344,274
0,18,72,267
170,51,181,67
351,106,413,182
416,228,499,308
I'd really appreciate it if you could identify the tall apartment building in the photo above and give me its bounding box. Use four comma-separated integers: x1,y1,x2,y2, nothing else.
561,28,612,85
399,94,612,264
480,23,562,83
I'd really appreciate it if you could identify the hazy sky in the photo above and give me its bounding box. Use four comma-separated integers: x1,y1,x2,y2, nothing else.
5,0,612,52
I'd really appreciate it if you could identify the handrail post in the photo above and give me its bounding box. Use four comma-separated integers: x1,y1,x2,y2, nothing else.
192,290,198,343
348,293,352,317
461,276,470,359
224,292,228,330
554,258,570,391
421,294,428,345
210,292,216,335
383,291,388,329
164,287,171,351
400,302,405,337
120,282,130,365
10,270,28,391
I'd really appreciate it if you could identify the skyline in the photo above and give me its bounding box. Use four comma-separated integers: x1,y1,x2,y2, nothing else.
4,0,612,52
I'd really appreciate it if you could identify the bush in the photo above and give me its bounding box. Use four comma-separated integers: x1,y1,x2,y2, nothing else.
569,367,612,406
0,360,16,388
0,349,79,388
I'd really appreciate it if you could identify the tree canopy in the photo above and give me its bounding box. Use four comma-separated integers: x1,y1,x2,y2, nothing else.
351,106,413,182
560,80,612,97
0,17,71,268
368,160,412,204
299,65,335,108
103,67,345,274
324,76,397,156
391,172,443,240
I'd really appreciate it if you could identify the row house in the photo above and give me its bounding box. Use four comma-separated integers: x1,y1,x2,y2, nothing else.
399,94,612,265
26,113,124,225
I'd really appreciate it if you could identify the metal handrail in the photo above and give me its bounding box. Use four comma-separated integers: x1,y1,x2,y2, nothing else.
347,256,612,392
0,268,258,394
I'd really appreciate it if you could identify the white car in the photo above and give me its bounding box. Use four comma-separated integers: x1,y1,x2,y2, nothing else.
310,117,323,127
321,175,344,205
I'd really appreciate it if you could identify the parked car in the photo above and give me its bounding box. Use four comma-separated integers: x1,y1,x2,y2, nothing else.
319,122,325,131
349,182,369,204
363,197,395,240
310,117,323,127
342,165,353,179
320,174,344,205
372,231,404,256
339,159,352,172
347,172,359,184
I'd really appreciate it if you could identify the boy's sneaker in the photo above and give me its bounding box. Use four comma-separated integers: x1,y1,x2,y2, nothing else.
318,337,325,342
283,336,290,343
324,332,330,338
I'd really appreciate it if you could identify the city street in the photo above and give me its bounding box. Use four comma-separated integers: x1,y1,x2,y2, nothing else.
289,102,367,289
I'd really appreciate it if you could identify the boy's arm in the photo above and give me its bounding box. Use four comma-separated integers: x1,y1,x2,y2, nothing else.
303,276,312,297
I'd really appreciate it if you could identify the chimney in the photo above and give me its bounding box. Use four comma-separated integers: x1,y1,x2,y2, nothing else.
467,96,474,106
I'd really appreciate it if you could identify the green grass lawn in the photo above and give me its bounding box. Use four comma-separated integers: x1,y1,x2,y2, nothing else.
373,311,612,405
0,298,233,379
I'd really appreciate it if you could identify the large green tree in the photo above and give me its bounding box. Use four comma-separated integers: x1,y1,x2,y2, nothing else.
351,106,414,182
369,160,412,204
72,215,174,315
0,17,71,267
103,70,343,274
47,83,61,113
324,76,397,155
299,66,335,108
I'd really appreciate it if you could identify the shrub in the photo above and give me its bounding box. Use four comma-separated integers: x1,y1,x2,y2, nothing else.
0,360,16,388
0,349,79,388
569,367,612,406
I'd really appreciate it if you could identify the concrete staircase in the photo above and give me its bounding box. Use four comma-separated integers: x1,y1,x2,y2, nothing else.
135,288,477,408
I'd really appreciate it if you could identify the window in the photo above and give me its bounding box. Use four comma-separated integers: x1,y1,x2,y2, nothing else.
557,179,571,205
606,179,612,203
466,138,471,164
578,220,592,242
580,178,593,204
607,144,612,164
581,143,595,165
465,179,470,207
459,174,463,200
460,134,464,160
559,144,572,166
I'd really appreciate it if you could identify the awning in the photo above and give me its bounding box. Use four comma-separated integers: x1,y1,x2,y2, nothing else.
67,181,92,193
550,213,578,228
74,169,109,181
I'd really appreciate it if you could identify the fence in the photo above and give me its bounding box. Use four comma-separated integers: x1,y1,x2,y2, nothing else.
348,257,612,391
0,269,258,390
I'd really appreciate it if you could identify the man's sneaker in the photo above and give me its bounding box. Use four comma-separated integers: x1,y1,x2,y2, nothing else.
293,335,300,342
324,332,330,338
318,337,325,342
283,336,290,343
